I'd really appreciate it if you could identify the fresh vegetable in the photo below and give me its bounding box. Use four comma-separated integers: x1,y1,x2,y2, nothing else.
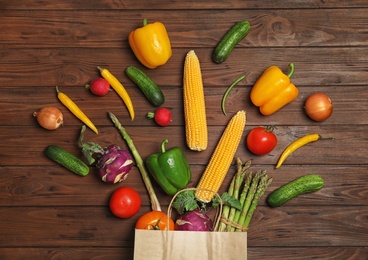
98,66,135,120
96,145,133,183
250,63,299,115
275,133,335,169
109,186,141,218
195,110,246,203
56,86,98,134
147,107,172,127
267,174,324,207
44,145,89,176
213,20,250,64
171,188,241,232
221,74,247,116
218,158,272,232
128,18,172,69
125,66,165,107
305,92,333,121
78,125,133,184
108,112,161,211
85,78,110,96
109,112,177,230
218,158,250,232
183,50,208,151
145,139,191,195
135,210,174,230
175,209,213,231
33,106,63,130
246,126,277,155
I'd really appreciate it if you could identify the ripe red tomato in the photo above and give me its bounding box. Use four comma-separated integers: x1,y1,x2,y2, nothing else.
246,126,277,155
109,186,141,219
135,210,175,230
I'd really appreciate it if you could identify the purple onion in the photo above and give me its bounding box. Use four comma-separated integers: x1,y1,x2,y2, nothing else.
175,209,213,231
96,145,133,184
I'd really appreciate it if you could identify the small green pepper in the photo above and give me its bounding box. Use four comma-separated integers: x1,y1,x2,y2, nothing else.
145,139,191,195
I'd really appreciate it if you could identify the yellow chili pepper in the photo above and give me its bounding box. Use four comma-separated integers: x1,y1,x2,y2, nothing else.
56,86,98,134
275,133,335,169
98,66,135,121
250,63,299,115
128,19,172,69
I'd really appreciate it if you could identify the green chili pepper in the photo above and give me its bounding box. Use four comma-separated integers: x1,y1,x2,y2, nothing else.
145,139,192,195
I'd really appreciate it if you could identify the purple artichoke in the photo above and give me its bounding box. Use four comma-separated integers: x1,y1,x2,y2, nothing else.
78,125,134,184
97,145,133,183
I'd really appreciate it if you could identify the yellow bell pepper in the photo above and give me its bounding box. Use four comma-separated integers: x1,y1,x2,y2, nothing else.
129,19,172,69
250,63,299,115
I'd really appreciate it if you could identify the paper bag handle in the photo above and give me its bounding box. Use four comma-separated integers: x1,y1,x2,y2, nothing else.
167,188,223,231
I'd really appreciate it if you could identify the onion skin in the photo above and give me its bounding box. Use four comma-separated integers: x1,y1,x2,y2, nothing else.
304,92,333,122
33,106,64,130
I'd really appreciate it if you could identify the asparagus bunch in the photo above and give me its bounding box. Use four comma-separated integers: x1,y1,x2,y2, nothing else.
217,158,272,232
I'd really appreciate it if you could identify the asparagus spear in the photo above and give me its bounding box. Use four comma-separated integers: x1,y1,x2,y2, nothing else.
230,170,252,232
236,170,265,231
225,159,251,231
108,112,162,212
218,172,236,231
242,175,273,229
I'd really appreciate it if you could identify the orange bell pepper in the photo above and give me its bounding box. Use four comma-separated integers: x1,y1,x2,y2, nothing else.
128,19,172,69
250,63,299,115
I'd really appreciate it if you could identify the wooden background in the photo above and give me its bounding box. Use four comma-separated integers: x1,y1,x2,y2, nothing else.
1,1,367,259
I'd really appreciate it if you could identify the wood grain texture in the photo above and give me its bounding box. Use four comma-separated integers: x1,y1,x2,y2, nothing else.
1,1,367,259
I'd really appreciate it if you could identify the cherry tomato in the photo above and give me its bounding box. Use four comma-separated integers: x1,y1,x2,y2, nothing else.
246,126,277,155
135,211,175,230
109,186,141,219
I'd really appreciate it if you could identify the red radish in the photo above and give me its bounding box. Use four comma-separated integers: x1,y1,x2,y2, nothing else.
85,78,110,96
147,107,172,127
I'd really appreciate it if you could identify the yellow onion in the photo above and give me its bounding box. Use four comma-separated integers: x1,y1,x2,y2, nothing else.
33,106,64,130
304,92,333,122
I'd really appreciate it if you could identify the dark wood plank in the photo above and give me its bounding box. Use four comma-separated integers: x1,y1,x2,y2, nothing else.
1,165,367,207
0,205,367,247
0,247,367,260
0,124,367,167
0,47,366,88
2,0,368,10
0,248,134,260
0,85,367,127
1,9,368,48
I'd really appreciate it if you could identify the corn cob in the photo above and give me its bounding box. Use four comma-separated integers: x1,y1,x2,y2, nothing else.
195,110,246,202
183,50,208,151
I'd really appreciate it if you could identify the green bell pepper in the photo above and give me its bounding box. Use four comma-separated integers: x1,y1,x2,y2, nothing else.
145,139,191,195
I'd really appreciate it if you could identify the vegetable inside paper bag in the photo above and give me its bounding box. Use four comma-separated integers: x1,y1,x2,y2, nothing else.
134,188,247,260
133,229,247,260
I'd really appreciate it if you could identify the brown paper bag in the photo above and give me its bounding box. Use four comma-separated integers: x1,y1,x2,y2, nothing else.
134,188,247,260
134,229,247,260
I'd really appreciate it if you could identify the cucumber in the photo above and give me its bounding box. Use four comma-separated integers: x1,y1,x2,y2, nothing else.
213,20,250,64
126,66,165,107
267,174,324,207
44,145,89,176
